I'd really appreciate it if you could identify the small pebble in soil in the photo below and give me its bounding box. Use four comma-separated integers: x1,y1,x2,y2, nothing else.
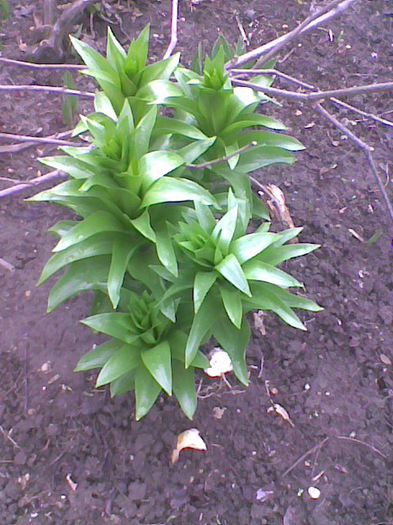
307,486,321,500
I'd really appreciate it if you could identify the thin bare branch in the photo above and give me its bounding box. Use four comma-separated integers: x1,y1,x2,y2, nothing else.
315,103,393,225
231,78,393,102
0,84,95,99
228,0,358,69
0,57,84,70
163,0,179,59
0,170,66,199
231,69,393,127
187,142,257,170
0,132,78,147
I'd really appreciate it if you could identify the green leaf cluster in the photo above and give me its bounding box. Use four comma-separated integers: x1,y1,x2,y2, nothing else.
32,28,321,420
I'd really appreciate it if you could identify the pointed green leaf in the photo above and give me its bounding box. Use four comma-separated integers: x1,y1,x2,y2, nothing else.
75,340,119,372
108,241,138,308
172,361,197,420
154,117,207,140
110,371,135,397
39,234,117,285
107,27,126,71
47,256,109,311
179,137,216,163
243,260,302,288
134,105,157,157
70,36,118,85
231,232,278,264
142,177,217,207
212,204,238,252
139,150,184,191
53,211,126,252
130,209,156,242
125,25,150,75
220,285,243,328
81,313,134,342
141,53,180,85
96,345,140,387
213,317,250,385
216,254,251,296
258,283,322,312
155,223,178,277
247,283,306,330
259,243,319,266
194,202,216,231
185,297,217,367
134,364,162,420
193,271,218,313
141,341,172,395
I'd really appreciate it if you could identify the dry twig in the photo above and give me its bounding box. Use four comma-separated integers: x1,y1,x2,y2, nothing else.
231,79,393,103
228,0,358,69
163,0,179,59
315,103,393,225
0,170,66,199
0,57,84,70
0,131,79,147
0,84,95,99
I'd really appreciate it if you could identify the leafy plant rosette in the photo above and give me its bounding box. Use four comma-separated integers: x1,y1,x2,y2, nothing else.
31,27,322,420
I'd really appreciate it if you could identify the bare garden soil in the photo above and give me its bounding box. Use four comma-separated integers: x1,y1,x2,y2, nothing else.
1,1,393,524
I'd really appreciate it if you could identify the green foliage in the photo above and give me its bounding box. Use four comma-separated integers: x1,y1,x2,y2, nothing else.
62,72,79,127
32,28,321,420
0,0,10,20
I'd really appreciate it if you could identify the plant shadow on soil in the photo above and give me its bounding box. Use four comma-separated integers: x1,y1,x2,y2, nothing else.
0,1,393,524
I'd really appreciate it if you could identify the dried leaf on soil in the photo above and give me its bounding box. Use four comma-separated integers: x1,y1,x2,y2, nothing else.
171,428,207,464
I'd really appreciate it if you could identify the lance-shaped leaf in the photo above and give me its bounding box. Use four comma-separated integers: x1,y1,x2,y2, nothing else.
134,364,162,420
141,53,180,85
258,243,319,266
39,234,115,285
139,150,184,191
178,137,216,163
47,256,109,311
247,283,306,330
53,211,127,252
81,312,134,342
220,285,243,328
134,105,157,157
216,254,251,296
172,360,197,420
185,296,217,367
243,260,302,288
40,155,95,179
110,371,135,397
154,117,207,140
236,145,294,173
239,131,304,151
75,340,119,372
108,240,139,308
70,36,119,85
212,317,250,385
141,341,172,395
193,271,218,313
125,24,150,75
96,345,140,387
142,177,217,207
155,223,178,277
255,282,322,312
212,204,238,253
130,209,156,242
231,232,278,264
106,27,126,72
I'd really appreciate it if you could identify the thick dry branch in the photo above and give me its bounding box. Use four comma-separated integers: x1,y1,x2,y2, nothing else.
231,78,393,103
28,0,98,63
0,84,95,98
315,103,393,225
0,132,77,147
0,170,66,199
0,57,84,70
0,130,74,154
228,0,358,69
163,0,179,59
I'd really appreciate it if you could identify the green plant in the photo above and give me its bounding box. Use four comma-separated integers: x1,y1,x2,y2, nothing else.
31,27,321,420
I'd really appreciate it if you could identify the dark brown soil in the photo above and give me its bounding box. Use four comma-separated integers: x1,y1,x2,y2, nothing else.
1,1,393,524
